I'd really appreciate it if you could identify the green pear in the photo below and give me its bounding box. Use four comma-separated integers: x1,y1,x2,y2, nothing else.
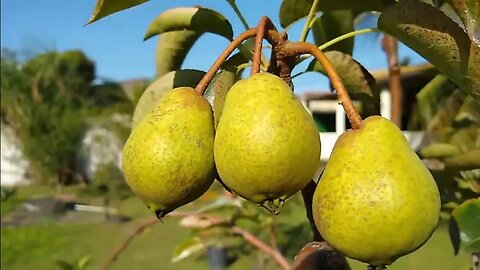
214,73,321,213
122,87,215,218
313,116,440,267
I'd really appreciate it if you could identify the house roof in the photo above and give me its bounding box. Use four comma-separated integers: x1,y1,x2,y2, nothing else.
301,63,437,102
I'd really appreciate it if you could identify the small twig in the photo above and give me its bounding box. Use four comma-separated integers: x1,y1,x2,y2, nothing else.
195,28,257,94
251,17,269,76
231,226,291,270
299,0,320,42
296,28,381,65
269,223,278,250
285,41,362,129
382,34,403,127
102,217,159,270
320,28,380,51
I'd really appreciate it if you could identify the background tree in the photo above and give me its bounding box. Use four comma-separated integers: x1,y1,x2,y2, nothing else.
1,49,134,192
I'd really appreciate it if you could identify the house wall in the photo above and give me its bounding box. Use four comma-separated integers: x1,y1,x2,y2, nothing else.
1,124,29,186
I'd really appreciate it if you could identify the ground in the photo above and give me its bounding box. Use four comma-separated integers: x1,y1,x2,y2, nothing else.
0,185,471,270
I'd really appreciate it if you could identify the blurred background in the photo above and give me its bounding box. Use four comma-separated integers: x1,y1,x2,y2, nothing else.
1,0,479,269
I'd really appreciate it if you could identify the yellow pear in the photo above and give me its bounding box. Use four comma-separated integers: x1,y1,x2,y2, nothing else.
122,87,215,218
313,116,440,267
214,73,321,213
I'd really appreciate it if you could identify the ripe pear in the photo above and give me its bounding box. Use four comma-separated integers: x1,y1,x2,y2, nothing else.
313,116,440,267
122,87,215,218
214,73,321,213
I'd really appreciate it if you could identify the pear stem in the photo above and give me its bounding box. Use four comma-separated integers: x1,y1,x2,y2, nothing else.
194,28,257,95
251,16,270,76
284,41,363,129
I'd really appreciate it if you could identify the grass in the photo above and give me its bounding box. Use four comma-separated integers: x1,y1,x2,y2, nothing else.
1,199,18,217
1,219,254,270
0,185,472,270
347,223,470,270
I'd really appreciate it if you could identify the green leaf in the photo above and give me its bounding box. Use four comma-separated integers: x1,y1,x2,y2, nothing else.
448,216,461,254
445,0,480,45
203,69,237,128
450,198,480,252
76,255,91,270
455,96,480,126
447,126,480,152
466,238,480,251
155,31,202,77
307,51,380,116
87,0,148,24
171,237,206,263
444,149,480,170
144,7,233,41
378,0,480,103
310,11,354,55
415,74,457,127
144,7,232,77
132,69,205,128
55,261,73,270
222,53,250,71
420,143,461,158
426,90,466,140
279,0,394,28
455,169,480,194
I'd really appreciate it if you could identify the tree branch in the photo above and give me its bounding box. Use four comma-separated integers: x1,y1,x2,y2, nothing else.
101,217,159,270
231,226,291,270
177,212,291,270
284,41,362,129
382,34,403,127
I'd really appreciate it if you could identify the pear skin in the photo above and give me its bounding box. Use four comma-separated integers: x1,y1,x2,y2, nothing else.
214,73,321,213
122,87,215,217
313,116,440,267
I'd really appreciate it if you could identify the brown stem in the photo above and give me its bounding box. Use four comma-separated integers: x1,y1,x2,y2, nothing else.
251,17,268,76
382,35,403,128
231,226,291,270
195,28,257,94
285,41,362,129
102,217,159,270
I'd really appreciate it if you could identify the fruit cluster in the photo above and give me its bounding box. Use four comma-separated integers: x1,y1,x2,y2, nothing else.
122,70,440,268
122,72,321,217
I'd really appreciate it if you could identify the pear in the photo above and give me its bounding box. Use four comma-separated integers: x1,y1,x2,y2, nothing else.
313,116,440,267
122,87,215,218
214,72,321,213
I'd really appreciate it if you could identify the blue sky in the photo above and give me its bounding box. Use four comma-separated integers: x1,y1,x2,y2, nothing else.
1,0,426,94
